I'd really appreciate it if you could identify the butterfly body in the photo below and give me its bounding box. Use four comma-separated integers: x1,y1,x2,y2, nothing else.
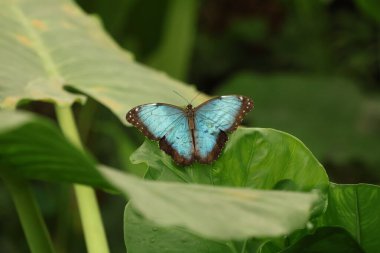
126,95,253,166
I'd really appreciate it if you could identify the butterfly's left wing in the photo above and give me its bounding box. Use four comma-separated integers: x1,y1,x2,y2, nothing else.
126,103,194,165
194,95,254,163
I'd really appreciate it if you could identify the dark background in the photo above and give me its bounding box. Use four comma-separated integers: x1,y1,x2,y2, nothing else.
1,0,379,252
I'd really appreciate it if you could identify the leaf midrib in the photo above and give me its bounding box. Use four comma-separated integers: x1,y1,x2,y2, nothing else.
12,6,61,80
354,186,362,243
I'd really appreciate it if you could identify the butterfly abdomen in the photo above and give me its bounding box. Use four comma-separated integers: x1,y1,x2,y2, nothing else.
185,105,195,130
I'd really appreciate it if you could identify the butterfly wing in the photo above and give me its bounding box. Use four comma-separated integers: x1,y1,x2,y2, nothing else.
194,95,253,163
126,103,194,165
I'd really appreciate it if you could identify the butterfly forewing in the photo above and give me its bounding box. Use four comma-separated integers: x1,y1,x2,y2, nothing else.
126,103,183,139
194,95,254,163
126,103,194,165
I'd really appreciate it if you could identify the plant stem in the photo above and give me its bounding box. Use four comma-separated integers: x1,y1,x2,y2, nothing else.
226,241,239,253
147,0,199,80
1,171,55,253
241,239,247,253
77,99,98,143
55,105,110,253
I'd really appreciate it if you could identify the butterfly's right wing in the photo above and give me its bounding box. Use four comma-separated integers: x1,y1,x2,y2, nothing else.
194,95,254,163
126,103,194,165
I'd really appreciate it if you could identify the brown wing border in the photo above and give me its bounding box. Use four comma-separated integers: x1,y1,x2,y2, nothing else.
159,136,194,166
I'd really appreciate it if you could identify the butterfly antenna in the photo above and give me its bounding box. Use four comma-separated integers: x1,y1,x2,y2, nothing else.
172,90,190,104
190,92,201,104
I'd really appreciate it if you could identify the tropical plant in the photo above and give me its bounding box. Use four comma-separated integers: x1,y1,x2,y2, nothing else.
0,1,379,253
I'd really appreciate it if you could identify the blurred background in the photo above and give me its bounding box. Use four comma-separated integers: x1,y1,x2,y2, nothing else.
1,0,380,252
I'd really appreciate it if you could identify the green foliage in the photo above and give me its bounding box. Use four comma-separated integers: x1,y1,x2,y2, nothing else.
147,0,199,80
0,110,108,188
0,0,202,123
0,110,319,242
1,0,379,252
124,206,231,253
132,128,328,192
125,127,329,252
316,183,380,253
280,227,364,253
115,168,319,241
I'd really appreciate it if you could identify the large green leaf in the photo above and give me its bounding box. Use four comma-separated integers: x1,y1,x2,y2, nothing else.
217,72,380,168
0,110,319,241
124,205,231,253
0,0,202,123
132,128,329,192
0,110,109,188
128,127,328,252
316,183,380,253
103,165,319,241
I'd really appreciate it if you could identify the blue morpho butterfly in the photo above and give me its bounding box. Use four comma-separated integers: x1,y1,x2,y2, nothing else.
126,94,254,166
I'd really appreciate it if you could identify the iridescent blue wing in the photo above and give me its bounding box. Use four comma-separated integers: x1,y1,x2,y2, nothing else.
126,103,194,165
194,95,254,163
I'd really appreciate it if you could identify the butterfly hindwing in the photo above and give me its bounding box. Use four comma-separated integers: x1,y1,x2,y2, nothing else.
126,103,194,165
194,95,254,163
193,116,228,163
159,115,194,165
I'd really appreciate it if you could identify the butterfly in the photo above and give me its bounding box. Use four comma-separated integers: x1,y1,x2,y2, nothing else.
126,95,254,166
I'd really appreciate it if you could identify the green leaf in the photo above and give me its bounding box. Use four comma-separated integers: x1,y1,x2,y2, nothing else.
0,0,202,123
0,110,319,241
280,227,364,253
104,165,320,241
316,183,380,253
124,205,231,253
127,127,327,251
0,110,109,189
217,72,380,168
132,128,329,193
